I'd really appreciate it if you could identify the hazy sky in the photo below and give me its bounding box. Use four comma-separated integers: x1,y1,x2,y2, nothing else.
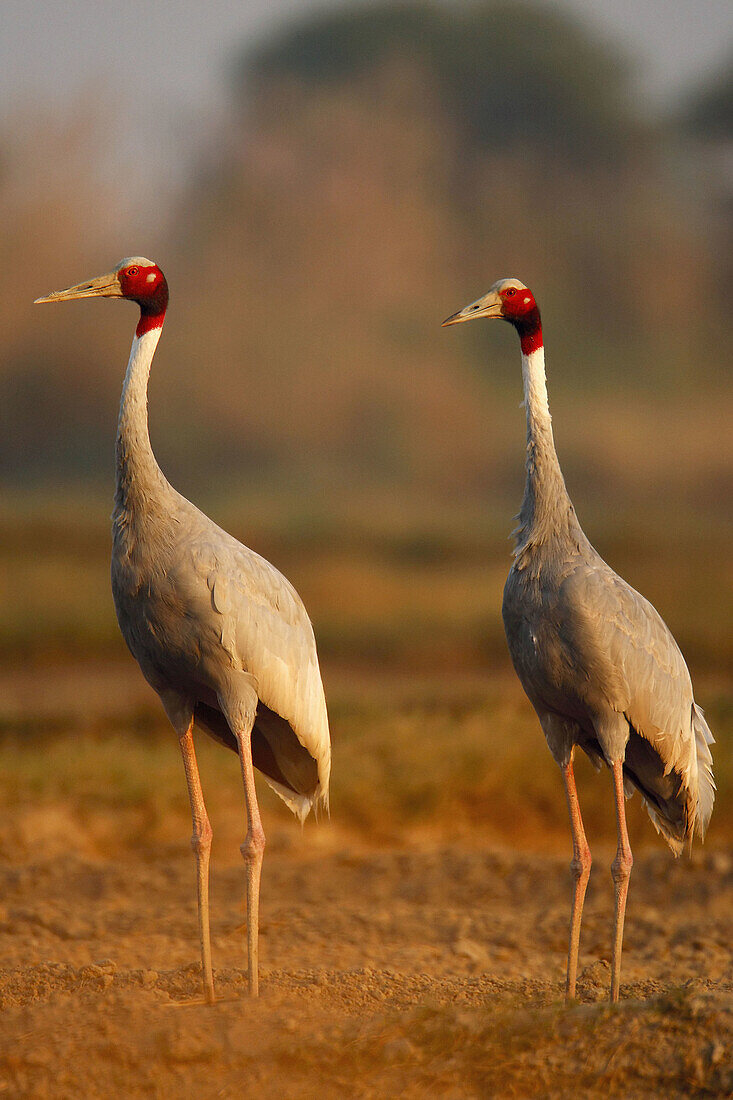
2,0,731,203
3,0,729,105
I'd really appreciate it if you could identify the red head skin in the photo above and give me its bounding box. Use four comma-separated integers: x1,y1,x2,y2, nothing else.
118,263,169,338
499,285,543,356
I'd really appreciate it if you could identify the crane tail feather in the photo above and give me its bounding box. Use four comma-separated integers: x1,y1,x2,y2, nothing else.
623,701,716,856
639,799,685,857
261,775,313,823
261,774,327,824
692,703,716,840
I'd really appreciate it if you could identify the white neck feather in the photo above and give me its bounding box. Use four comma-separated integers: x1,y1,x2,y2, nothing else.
521,347,552,439
115,327,166,504
513,344,579,555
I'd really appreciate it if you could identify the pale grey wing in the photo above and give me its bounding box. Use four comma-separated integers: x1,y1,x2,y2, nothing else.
560,562,712,836
192,534,331,808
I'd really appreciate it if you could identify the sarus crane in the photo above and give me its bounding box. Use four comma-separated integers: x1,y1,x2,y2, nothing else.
443,278,715,1002
35,258,331,1003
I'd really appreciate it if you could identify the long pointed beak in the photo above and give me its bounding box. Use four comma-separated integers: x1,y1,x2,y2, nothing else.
35,269,122,304
442,292,503,327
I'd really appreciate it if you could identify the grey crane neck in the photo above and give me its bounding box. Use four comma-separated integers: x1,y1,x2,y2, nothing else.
114,328,170,514
513,347,579,557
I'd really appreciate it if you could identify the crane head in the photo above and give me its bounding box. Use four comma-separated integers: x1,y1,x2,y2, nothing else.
442,278,542,354
35,258,169,334
442,278,537,326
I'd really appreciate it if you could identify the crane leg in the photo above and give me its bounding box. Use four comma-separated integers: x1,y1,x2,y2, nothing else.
179,721,216,1005
610,759,633,1003
561,758,592,1001
233,720,266,997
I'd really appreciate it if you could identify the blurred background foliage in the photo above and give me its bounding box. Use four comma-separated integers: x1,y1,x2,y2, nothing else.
2,0,731,494
0,0,730,844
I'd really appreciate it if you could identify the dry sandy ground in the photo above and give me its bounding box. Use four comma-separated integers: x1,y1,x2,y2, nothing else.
0,819,730,1099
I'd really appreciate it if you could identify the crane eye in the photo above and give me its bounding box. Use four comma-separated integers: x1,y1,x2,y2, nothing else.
127,266,139,277
505,288,516,297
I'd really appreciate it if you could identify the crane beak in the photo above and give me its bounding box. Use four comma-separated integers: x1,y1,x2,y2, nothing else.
35,269,123,304
442,291,503,327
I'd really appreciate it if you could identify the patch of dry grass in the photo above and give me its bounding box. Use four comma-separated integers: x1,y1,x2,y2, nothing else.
0,486,730,673
0,667,729,855
0,488,729,851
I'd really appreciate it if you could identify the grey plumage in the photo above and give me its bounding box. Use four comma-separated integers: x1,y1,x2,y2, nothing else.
444,277,714,1002
504,469,715,854
36,257,330,1003
111,475,330,818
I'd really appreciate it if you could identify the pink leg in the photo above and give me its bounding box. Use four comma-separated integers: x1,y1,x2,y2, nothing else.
233,726,266,997
179,723,215,1004
561,759,592,1001
610,759,633,1003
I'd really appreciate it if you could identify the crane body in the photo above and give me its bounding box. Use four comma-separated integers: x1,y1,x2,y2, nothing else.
444,279,714,1002
36,260,330,1003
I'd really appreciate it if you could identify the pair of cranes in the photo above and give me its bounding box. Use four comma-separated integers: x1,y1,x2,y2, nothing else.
35,261,714,1006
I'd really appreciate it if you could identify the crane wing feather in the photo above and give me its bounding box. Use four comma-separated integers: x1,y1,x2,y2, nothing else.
559,562,707,812
187,517,330,806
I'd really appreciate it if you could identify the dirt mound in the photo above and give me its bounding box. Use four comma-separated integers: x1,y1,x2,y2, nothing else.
0,841,730,1096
